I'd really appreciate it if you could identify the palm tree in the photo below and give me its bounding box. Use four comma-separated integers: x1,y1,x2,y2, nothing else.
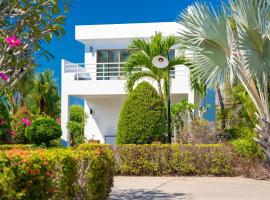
178,0,270,160
27,70,60,119
124,32,185,103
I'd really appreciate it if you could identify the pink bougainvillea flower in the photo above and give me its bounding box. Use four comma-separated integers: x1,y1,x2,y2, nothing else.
0,120,7,126
0,72,9,82
21,118,31,126
5,36,22,47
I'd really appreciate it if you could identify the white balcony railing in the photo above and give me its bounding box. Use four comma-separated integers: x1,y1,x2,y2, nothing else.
64,62,188,81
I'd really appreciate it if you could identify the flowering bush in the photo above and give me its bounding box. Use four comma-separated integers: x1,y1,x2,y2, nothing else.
12,106,32,144
0,145,114,200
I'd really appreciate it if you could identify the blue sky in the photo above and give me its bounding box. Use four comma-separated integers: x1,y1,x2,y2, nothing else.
38,0,220,118
39,0,221,83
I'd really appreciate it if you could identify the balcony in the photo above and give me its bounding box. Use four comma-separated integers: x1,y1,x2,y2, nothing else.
61,59,191,97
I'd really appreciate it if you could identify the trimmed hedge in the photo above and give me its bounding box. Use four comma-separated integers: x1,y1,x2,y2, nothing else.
0,145,114,200
114,144,234,176
116,82,167,144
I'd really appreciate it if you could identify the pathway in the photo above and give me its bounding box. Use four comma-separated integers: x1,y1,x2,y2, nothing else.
109,176,270,200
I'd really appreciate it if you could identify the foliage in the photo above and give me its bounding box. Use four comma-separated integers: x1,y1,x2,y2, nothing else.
114,144,233,176
26,70,61,119
67,105,88,147
0,145,114,200
25,117,61,147
178,0,270,159
231,128,264,159
124,32,185,102
0,0,70,91
0,99,11,143
116,82,167,144
220,84,257,130
179,119,217,144
11,106,31,144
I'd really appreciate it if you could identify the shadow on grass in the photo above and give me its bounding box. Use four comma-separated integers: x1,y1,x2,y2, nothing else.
109,189,188,200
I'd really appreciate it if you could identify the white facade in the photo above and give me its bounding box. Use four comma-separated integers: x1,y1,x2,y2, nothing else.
61,22,198,144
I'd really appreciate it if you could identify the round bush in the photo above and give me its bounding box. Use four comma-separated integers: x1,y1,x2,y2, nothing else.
116,81,167,144
25,117,61,146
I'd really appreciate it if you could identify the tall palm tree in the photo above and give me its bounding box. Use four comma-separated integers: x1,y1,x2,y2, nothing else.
124,32,185,103
27,70,60,119
178,0,270,160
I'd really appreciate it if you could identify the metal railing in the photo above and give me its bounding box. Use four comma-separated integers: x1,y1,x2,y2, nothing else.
64,62,188,81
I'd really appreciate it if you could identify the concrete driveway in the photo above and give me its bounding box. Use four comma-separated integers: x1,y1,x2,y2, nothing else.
109,176,270,200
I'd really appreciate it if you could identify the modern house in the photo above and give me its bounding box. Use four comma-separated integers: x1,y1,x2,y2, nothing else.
61,22,215,144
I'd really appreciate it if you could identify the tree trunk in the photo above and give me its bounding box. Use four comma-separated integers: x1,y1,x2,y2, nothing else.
217,87,226,132
256,118,270,161
157,80,164,103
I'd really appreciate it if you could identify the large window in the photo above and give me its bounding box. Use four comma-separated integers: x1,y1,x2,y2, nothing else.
97,49,130,80
96,49,175,80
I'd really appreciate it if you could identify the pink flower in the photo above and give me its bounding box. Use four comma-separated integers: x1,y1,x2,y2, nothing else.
0,120,7,126
0,72,9,82
21,118,31,126
5,36,21,47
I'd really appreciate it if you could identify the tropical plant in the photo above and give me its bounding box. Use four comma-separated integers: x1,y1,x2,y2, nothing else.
178,0,270,160
0,0,70,92
27,70,61,119
124,32,185,103
0,98,11,143
67,105,88,147
116,82,167,144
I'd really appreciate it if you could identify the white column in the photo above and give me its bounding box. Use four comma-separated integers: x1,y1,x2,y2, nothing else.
61,59,70,145
84,100,92,140
61,94,70,144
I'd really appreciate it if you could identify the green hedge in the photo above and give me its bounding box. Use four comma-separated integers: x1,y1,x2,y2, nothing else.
116,82,167,144
114,144,234,176
0,145,114,200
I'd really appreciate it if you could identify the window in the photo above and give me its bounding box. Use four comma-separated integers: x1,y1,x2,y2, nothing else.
96,49,131,80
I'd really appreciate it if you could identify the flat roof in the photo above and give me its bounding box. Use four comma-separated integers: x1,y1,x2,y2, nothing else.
75,22,181,43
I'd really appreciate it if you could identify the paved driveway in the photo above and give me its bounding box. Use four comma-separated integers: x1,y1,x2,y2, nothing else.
109,176,270,200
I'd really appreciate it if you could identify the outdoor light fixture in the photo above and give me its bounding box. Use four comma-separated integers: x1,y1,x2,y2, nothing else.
152,55,172,143
152,55,169,69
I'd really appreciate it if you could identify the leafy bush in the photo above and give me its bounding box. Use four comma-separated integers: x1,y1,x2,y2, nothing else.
11,106,31,144
231,128,264,158
0,145,114,200
116,82,167,144
179,119,217,144
67,105,87,147
0,100,11,143
25,117,61,146
114,144,233,176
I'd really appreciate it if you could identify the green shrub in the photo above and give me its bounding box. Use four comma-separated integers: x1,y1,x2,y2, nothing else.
67,105,87,147
12,106,31,144
0,145,114,200
116,82,167,144
0,100,11,143
25,117,61,146
231,128,264,158
114,144,233,176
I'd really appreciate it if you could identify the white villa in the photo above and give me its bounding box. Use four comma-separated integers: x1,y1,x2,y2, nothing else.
61,22,212,145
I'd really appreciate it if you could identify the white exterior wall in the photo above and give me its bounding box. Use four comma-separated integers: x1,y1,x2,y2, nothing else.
61,22,197,145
